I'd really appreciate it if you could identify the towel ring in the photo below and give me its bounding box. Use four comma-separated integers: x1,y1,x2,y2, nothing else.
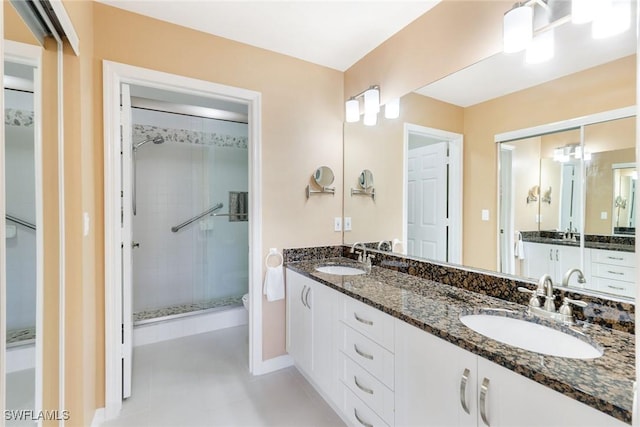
265,248,284,268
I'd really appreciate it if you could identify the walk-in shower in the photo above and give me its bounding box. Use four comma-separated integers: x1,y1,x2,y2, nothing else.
130,99,249,326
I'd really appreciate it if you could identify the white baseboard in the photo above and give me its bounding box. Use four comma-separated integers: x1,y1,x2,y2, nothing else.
253,354,294,375
133,307,248,347
6,343,35,373
90,408,105,427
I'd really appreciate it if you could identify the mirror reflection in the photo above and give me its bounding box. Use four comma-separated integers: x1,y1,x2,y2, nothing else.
5,59,38,425
612,165,636,234
343,2,636,301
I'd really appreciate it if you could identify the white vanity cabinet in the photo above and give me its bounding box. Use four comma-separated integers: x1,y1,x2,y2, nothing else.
589,249,636,298
522,242,583,285
395,320,626,427
285,269,338,398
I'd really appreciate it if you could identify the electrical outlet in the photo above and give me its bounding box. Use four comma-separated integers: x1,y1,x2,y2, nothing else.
481,209,490,221
334,217,342,231
600,211,608,220
344,217,352,231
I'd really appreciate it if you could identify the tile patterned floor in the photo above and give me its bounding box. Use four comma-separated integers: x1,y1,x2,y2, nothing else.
102,325,345,427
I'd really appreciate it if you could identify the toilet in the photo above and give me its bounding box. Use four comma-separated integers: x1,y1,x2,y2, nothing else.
242,293,249,310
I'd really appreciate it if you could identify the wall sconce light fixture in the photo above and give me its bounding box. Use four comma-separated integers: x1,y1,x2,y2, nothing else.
345,85,400,125
503,0,631,64
553,144,591,162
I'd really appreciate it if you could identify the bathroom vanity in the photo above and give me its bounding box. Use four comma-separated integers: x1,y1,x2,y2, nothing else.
285,248,634,427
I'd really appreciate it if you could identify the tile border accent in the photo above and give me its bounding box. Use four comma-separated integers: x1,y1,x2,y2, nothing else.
133,124,248,149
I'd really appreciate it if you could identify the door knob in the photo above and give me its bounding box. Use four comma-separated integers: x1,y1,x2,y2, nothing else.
132,242,140,249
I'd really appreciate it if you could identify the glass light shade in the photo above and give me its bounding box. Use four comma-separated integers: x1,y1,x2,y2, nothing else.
553,148,564,162
525,29,554,64
592,0,630,39
503,4,533,53
363,87,380,115
574,146,583,158
572,0,598,24
583,150,592,161
345,98,360,123
363,112,377,126
632,171,638,180
384,98,400,119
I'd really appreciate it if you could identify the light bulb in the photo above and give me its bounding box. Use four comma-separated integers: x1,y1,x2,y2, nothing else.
384,98,400,119
363,87,380,116
345,98,360,123
503,3,533,53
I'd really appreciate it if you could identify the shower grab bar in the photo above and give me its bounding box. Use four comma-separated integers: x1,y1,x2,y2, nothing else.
6,214,36,230
171,203,224,233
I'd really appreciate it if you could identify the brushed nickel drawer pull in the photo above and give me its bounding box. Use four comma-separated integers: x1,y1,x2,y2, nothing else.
354,376,374,395
607,256,624,261
607,285,625,291
300,285,307,308
480,377,490,427
354,409,373,427
354,312,374,326
607,270,625,275
353,344,374,360
304,286,311,309
459,368,470,414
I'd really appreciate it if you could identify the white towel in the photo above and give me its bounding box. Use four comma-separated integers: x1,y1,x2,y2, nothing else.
263,265,285,302
514,239,525,260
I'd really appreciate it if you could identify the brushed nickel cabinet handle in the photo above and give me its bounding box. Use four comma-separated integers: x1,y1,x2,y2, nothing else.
459,368,470,414
354,312,374,326
304,286,311,308
607,256,624,261
555,249,559,262
480,377,490,427
354,409,373,427
549,249,553,261
353,344,374,360
300,285,307,308
607,285,625,291
354,376,374,395
607,270,625,276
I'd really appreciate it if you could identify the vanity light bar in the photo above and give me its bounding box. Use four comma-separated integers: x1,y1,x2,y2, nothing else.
344,85,400,125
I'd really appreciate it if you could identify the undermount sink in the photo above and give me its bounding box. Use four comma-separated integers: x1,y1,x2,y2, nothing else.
315,265,367,276
460,314,602,359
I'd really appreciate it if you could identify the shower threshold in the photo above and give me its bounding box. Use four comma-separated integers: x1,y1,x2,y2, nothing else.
134,295,244,326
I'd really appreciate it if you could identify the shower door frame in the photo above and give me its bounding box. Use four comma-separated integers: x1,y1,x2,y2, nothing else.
103,61,270,420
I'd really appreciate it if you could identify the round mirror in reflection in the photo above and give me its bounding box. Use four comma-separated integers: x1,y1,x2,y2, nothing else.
359,169,374,189
314,166,335,187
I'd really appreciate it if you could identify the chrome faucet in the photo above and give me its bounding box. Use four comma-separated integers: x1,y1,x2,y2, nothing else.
351,242,374,271
562,268,587,288
538,274,556,312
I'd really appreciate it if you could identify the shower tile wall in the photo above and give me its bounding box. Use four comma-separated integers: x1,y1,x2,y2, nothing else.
5,89,36,333
132,109,248,314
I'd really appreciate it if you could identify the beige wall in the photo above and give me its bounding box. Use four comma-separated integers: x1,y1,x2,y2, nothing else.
344,93,463,244
344,0,509,104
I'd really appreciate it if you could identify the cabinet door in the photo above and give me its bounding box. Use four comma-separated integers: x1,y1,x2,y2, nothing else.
286,270,311,374
476,357,626,427
309,279,337,399
555,245,582,285
395,320,477,427
523,243,554,281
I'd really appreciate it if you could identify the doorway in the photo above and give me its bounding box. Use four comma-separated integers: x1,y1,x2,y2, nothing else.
103,61,263,419
403,124,463,264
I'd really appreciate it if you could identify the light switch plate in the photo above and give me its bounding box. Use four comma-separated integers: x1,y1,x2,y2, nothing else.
344,217,352,231
481,209,490,221
600,211,608,220
334,217,342,231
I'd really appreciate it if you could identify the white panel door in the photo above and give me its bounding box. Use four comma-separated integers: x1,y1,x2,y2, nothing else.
120,83,134,399
407,143,447,261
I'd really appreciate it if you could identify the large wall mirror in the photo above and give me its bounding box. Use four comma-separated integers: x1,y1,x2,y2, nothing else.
343,1,636,302
4,2,47,422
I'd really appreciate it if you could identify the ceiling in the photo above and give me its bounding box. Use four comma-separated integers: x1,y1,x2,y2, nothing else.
97,0,440,71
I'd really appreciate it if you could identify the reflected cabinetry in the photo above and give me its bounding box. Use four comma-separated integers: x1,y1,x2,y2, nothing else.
522,242,635,298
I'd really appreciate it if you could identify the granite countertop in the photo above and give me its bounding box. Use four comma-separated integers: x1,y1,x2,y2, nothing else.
522,236,635,253
286,257,635,424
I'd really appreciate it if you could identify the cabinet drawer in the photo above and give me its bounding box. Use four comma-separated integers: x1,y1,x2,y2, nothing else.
340,353,394,425
592,277,635,298
339,322,394,389
592,250,636,267
342,296,394,351
341,383,390,427
592,263,636,283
